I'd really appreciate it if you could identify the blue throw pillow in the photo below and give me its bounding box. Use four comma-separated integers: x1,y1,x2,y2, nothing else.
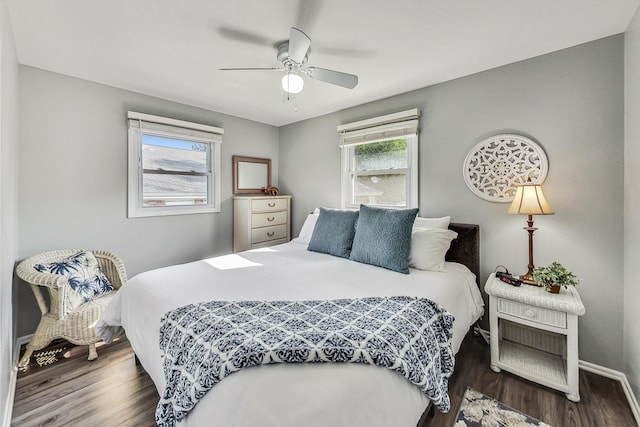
350,205,419,274
308,208,359,258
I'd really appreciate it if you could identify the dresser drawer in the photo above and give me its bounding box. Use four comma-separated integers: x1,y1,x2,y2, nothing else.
251,211,287,228
497,298,567,329
251,198,288,212
251,224,288,244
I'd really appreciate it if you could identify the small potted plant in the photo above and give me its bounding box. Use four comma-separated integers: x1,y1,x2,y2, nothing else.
532,262,579,293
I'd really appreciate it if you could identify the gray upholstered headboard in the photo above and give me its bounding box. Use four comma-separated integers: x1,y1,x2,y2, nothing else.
446,223,480,288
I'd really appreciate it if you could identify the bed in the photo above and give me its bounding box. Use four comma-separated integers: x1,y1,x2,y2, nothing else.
97,218,483,427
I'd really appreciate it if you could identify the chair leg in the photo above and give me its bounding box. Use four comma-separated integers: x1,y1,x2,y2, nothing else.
18,331,55,369
88,343,98,361
18,349,34,369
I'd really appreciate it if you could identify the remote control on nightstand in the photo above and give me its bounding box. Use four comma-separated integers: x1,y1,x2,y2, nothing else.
495,271,522,286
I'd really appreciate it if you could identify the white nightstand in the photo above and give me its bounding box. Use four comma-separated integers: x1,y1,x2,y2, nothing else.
485,273,585,401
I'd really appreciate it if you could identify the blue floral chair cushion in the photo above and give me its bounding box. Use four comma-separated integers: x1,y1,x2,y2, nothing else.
34,250,114,316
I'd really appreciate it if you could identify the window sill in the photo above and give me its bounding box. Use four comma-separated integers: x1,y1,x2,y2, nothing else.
127,205,221,218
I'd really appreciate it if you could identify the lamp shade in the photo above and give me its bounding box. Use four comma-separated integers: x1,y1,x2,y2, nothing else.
508,183,554,215
282,73,304,94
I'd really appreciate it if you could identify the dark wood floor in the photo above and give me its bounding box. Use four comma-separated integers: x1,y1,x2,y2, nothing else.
12,339,158,427
12,334,636,427
426,334,636,426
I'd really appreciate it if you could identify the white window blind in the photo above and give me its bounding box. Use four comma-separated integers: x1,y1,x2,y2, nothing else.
128,111,224,143
337,109,420,147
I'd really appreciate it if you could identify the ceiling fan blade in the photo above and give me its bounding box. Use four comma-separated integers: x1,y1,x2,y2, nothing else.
219,67,284,71
288,27,311,64
295,0,322,34
306,67,358,89
218,27,274,47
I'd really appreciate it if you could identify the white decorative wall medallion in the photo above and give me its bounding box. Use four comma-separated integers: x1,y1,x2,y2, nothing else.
463,134,548,203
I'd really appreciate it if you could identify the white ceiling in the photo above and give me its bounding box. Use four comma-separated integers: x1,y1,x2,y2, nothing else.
6,0,640,127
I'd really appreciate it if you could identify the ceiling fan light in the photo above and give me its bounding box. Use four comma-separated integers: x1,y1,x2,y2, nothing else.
282,73,304,94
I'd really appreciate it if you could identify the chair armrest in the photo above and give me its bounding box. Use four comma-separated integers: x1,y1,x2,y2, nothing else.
92,250,128,289
15,260,70,289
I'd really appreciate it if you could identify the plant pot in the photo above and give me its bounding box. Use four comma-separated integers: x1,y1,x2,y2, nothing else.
545,284,561,294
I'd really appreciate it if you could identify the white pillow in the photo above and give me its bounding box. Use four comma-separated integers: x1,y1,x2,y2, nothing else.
293,213,319,244
409,228,458,272
413,216,450,230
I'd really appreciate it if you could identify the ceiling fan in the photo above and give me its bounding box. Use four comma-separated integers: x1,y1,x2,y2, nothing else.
220,27,358,94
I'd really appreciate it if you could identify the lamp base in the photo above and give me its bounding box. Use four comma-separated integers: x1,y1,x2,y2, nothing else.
519,273,540,286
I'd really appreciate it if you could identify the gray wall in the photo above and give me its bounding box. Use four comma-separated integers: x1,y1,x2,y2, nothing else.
279,36,625,370
625,10,640,398
17,66,279,337
12,34,631,377
0,0,20,422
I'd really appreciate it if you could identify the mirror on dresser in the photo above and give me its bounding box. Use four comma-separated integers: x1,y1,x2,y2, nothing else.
233,155,271,194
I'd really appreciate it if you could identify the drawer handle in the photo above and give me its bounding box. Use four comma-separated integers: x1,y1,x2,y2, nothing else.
268,202,276,207
524,309,536,319
267,231,275,237
267,216,275,222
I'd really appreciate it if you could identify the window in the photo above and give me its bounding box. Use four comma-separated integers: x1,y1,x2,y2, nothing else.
127,112,223,218
339,109,419,209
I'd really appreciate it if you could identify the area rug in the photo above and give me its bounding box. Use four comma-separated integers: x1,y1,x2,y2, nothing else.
19,339,75,373
33,346,68,367
454,387,553,427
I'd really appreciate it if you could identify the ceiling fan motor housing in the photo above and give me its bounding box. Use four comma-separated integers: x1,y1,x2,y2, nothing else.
277,41,308,68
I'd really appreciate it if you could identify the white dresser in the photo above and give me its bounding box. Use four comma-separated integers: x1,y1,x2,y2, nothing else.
233,195,292,252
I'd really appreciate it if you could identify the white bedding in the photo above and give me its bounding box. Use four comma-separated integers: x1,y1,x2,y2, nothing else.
97,241,484,427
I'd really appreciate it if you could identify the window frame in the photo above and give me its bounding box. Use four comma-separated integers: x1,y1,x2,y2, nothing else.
338,109,420,209
127,111,222,218
341,135,418,209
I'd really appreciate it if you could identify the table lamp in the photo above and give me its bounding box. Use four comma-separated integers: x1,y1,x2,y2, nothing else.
508,182,554,284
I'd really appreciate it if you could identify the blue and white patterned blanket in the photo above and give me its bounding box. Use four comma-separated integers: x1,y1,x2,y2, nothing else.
155,296,455,427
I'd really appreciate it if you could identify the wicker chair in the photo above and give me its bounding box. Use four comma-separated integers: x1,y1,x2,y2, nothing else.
16,249,127,368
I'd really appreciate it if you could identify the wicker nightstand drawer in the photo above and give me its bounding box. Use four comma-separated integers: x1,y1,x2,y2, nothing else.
497,298,567,329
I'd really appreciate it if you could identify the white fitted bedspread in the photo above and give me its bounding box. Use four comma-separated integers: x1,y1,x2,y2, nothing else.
97,241,484,427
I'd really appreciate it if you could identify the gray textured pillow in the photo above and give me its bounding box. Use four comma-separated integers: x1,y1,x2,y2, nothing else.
350,205,419,274
308,208,359,258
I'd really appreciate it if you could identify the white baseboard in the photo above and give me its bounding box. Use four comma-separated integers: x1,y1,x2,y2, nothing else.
3,335,32,427
15,334,32,352
579,360,640,426
2,368,16,427
14,335,32,370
